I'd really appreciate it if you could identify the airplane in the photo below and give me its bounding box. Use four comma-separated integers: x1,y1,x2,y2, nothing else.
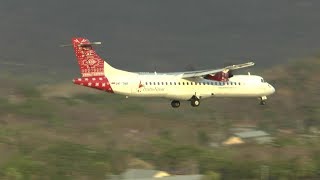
64,37,275,108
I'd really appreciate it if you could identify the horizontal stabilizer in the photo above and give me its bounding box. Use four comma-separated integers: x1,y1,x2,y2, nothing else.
60,41,102,47
78,42,102,47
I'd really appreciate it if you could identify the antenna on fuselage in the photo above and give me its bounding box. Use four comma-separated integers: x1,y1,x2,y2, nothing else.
154,65,157,75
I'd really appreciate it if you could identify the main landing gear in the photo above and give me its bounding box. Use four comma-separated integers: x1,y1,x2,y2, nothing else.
171,97,201,108
190,96,200,107
171,100,180,108
260,96,267,105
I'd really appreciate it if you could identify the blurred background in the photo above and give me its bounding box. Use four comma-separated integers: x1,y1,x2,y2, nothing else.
0,0,320,179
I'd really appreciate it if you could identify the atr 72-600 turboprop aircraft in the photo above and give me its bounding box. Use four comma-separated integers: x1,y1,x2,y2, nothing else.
65,37,275,108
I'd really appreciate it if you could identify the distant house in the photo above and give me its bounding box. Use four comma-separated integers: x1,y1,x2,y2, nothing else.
121,169,170,179
234,130,269,138
222,137,244,145
108,169,204,180
223,130,273,145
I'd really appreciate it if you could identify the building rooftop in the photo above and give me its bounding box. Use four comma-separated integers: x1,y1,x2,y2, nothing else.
110,169,204,180
234,130,269,138
121,169,168,179
124,175,203,180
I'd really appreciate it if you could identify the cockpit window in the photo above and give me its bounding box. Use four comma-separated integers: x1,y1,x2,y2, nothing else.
261,79,265,83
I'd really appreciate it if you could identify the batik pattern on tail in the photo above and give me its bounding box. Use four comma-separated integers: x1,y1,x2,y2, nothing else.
72,38,104,77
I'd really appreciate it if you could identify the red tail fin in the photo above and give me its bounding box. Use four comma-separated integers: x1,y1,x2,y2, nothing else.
72,38,104,77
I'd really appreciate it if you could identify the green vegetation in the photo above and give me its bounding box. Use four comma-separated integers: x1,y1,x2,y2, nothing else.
0,58,320,179
197,131,210,145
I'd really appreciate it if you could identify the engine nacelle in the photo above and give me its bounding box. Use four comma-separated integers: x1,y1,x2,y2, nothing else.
204,70,232,81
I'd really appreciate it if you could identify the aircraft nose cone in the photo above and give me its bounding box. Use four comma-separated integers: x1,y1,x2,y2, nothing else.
269,84,275,94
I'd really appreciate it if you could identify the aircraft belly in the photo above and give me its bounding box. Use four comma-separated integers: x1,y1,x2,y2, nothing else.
165,87,193,100
112,86,131,95
165,94,192,100
213,85,266,97
194,86,215,99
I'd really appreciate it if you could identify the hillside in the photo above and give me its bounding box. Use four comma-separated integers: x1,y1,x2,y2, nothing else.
0,58,320,179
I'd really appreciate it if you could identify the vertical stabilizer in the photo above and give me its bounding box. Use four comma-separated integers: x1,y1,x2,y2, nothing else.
72,38,104,77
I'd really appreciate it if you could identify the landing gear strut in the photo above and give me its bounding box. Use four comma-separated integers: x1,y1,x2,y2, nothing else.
171,100,180,108
190,96,200,107
260,96,267,105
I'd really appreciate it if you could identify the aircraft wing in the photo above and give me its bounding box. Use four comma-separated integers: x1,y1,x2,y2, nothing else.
181,62,254,78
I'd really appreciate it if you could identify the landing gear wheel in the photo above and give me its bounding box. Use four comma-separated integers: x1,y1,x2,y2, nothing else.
191,98,200,107
260,100,266,105
259,96,267,105
171,100,180,108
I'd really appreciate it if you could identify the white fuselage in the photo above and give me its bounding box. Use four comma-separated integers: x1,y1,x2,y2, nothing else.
105,63,275,101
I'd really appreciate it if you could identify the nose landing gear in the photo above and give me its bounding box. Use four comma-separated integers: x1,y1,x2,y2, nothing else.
259,96,267,105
